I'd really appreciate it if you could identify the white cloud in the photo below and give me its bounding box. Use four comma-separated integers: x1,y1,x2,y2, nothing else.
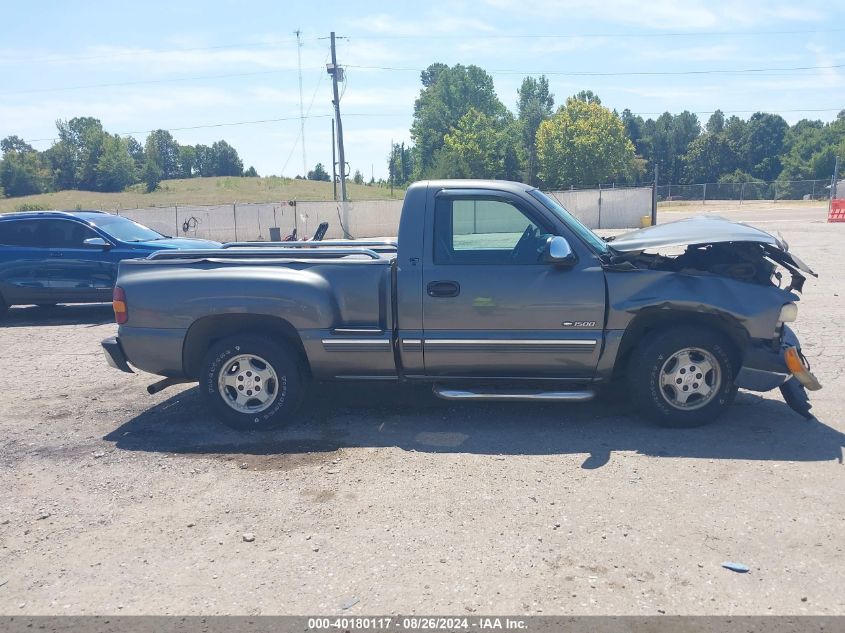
349,13,497,37
481,0,825,29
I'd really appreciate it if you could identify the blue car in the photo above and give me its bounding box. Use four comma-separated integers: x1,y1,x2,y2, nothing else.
0,210,220,313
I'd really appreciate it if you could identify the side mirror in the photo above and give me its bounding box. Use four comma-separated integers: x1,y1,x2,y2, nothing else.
83,237,110,249
542,236,575,266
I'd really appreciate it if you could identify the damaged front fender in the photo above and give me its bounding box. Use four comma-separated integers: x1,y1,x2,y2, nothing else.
606,269,796,341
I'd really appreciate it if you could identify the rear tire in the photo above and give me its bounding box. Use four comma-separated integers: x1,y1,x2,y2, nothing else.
199,335,305,431
628,325,738,427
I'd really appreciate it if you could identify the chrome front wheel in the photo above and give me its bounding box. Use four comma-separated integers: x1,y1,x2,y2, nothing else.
658,347,721,410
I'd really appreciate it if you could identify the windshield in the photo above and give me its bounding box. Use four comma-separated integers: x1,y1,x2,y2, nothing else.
529,189,611,256
87,215,165,242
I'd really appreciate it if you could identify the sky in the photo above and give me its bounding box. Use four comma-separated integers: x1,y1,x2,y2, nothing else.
1,0,843,180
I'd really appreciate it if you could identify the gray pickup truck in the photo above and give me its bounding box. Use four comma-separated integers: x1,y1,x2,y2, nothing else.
102,179,821,430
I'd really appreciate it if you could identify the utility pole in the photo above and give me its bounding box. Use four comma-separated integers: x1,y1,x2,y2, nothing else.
651,163,658,226
294,29,307,178
831,155,840,202
331,118,337,201
327,32,347,203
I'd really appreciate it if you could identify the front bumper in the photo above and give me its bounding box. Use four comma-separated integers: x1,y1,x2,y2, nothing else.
735,325,820,419
102,336,134,373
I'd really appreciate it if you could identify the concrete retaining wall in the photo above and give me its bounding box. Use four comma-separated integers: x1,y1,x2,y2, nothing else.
115,186,649,242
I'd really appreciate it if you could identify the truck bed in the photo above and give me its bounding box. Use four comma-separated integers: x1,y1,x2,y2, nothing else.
114,242,400,379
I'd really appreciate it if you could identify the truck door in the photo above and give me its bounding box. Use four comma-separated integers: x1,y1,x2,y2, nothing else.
421,191,606,378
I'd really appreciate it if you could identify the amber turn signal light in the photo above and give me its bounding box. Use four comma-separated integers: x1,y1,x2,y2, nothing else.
112,286,127,324
784,346,821,391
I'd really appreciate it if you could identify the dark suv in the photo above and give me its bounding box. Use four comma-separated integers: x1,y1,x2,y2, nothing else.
0,210,219,313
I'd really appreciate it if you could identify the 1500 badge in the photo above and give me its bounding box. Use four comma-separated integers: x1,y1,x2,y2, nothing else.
562,321,596,327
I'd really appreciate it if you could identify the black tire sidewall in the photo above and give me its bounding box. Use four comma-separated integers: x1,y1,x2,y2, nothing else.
199,336,302,431
630,326,737,427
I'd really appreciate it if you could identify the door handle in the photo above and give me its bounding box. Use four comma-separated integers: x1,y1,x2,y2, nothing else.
427,280,460,297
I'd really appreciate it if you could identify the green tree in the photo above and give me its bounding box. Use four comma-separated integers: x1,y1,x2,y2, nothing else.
517,75,554,185
572,90,601,105
142,158,162,193
0,136,50,197
194,144,214,177
640,111,700,184
536,96,636,188
742,112,788,180
307,162,330,181
705,110,725,135
95,135,136,192
438,108,520,179
779,116,845,180
48,117,107,190
682,133,736,183
244,166,259,177
352,169,364,184
388,142,415,186
144,130,180,180
620,109,647,157
210,140,243,176
178,145,196,178
410,63,508,177
127,136,145,173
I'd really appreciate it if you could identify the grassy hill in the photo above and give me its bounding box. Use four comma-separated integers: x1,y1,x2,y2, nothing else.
0,176,404,213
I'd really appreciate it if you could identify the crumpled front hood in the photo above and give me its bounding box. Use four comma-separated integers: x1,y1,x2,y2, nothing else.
610,215,786,251
610,215,815,276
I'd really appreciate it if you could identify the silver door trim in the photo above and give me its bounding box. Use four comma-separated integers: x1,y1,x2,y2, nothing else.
425,339,596,346
322,338,392,352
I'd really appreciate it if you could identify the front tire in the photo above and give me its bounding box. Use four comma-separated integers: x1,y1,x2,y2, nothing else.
628,326,738,427
199,335,304,431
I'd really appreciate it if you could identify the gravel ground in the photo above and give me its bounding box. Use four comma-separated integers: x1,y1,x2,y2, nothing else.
0,205,843,615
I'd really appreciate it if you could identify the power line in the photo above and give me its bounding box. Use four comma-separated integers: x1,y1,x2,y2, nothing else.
281,54,330,175
23,112,409,145
8,60,839,98
346,62,845,77
295,29,307,177
0,40,311,66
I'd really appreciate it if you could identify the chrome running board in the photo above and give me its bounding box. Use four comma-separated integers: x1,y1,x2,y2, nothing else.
432,386,595,402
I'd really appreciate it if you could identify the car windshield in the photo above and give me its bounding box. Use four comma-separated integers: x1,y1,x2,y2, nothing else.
87,215,165,242
529,189,612,256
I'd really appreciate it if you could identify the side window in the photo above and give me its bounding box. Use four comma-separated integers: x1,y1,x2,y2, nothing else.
434,197,552,265
43,220,97,248
0,220,48,247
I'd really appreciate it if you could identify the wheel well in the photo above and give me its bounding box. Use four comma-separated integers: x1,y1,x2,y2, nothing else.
612,309,748,381
182,314,310,379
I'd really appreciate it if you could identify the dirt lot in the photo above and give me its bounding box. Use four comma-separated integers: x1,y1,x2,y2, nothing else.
0,204,843,615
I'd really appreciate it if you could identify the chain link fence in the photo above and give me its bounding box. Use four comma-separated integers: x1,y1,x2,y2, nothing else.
656,179,831,204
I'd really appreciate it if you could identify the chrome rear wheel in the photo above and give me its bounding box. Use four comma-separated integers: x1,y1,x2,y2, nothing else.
217,353,279,414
